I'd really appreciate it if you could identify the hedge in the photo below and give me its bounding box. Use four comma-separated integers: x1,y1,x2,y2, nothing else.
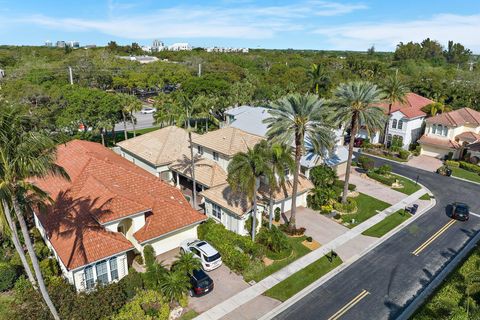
0,262,17,291
333,180,357,191
398,149,410,160
333,198,357,214
367,171,396,186
445,160,460,167
459,161,480,174
358,155,374,170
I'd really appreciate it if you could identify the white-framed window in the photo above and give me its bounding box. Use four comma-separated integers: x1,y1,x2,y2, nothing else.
85,266,95,289
95,260,108,286
109,258,118,281
432,124,437,134
398,120,403,130
197,145,203,155
213,151,219,161
212,203,221,219
392,119,397,129
443,126,448,136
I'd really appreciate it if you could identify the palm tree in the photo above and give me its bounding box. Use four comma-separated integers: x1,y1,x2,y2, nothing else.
227,144,272,241
257,141,295,229
0,105,68,320
119,94,142,139
307,64,330,96
264,94,334,230
159,270,190,305
381,72,408,146
329,81,386,203
172,252,202,276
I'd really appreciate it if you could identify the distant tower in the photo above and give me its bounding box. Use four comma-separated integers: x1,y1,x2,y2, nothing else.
45,40,52,47
152,39,164,52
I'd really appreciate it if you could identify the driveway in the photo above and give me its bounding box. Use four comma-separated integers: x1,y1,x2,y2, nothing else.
406,155,443,172
296,206,349,245
189,265,279,316
348,170,408,205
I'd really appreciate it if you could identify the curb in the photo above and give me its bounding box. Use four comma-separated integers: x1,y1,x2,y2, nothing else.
449,174,480,186
259,192,436,320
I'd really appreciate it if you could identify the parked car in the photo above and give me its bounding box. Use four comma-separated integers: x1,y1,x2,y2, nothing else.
354,138,365,147
189,268,214,297
451,202,470,221
140,107,156,114
180,240,222,271
436,165,452,176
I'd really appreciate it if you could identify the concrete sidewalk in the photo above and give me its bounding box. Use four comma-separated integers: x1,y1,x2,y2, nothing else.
194,188,428,320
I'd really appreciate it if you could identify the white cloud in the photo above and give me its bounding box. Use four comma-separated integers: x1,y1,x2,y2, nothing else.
10,1,366,40
313,14,480,51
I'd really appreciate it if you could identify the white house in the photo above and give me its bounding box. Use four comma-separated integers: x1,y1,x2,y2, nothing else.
419,107,480,159
168,43,192,51
32,140,205,291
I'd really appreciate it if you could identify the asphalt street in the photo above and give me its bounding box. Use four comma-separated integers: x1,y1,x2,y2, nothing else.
275,155,480,320
114,110,155,132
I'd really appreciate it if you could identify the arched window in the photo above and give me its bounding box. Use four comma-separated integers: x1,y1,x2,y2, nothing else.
392,119,397,129
398,120,403,130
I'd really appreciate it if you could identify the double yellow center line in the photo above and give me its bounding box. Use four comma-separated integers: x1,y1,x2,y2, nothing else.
328,289,370,320
412,219,456,256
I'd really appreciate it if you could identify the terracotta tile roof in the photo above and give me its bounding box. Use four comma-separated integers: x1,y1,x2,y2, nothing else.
200,183,252,216
193,127,264,157
418,135,460,149
258,175,313,201
33,140,206,270
455,131,480,143
117,126,198,166
468,141,480,152
169,156,228,188
426,108,480,127
377,93,432,119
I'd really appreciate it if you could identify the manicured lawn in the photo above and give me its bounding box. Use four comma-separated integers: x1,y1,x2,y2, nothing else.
420,193,432,200
243,236,311,283
391,173,422,195
451,167,480,184
363,150,408,162
180,310,198,320
264,255,342,301
341,193,390,228
362,210,412,238
0,293,13,320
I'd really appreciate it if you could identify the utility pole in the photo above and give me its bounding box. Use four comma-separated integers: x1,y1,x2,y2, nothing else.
198,63,202,77
68,66,73,85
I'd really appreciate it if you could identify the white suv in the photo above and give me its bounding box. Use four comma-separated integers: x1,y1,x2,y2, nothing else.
180,240,222,271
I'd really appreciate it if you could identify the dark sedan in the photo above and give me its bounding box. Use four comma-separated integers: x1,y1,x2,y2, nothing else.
452,202,470,221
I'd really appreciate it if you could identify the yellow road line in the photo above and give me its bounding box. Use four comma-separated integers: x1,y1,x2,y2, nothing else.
328,289,370,320
412,220,456,256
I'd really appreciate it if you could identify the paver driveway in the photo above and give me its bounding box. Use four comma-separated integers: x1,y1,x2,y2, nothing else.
296,206,349,244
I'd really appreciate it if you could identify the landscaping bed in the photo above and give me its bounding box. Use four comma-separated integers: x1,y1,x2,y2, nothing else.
264,254,342,302
339,193,390,228
362,210,412,238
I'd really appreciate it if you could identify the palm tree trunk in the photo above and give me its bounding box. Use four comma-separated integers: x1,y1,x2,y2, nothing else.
122,111,128,141
289,132,302,230
11,195,60,320
252,179,259,241
268,196,274,229
100,129,105,146
383,103,392,146
1,199,36,286
342,114,358,204
188,132,197,209
131,112,137,137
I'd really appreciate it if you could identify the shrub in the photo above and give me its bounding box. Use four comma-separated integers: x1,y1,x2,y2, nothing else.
120,268,144,299
279,224,306,236
274,207,281,222
333,198,357,214
320,204,333,214
0,262,18,291
367,171,396,186
256,226,291,254
375,164,392,175
333,213,342,220
309,165,337,188
398,149,410,160
306,236,313,242
34,241,50,259
143,245,156,268
40,257,60,279
459,161,480,174
390,136,403,152
112,290,169,320
31,227,43,242
245,215,259,237
333,180,356,191
445,160,460,167
446,151,454,160
414,145,421,156
358,155,374,170
307,187,337,210
134,254,144,265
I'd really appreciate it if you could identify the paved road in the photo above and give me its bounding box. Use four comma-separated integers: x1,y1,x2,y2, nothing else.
275,156,480,320
114,110,155,132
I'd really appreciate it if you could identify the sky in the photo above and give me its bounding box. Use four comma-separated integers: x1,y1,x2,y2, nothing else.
1,0,480,52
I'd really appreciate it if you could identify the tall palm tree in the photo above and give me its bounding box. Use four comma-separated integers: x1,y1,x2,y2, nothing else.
381,72,408,146
227,144,272,241
329,81,386,203
120,94,142,139
159,270,190,305
264,94,334,230
257,141,295,229
307,64,330,96
172,252,202,276
0,106,68,320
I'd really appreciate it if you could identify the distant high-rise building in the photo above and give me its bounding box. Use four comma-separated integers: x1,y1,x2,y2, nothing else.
45,40,52,47
152,39,165,52
56,41,66,48
66,41,80,49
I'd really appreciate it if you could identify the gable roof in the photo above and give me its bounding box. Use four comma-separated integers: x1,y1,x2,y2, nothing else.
455,131,480,143
199,183,252,216
117,126,198,166
169,157,227,188
193,127,264,156
426,108,480,127
377,93,432,119
226,106,271,137
33,140,205,270
418,135,461,149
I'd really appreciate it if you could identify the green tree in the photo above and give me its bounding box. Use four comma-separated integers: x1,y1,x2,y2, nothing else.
381,71,408,146
227,144,272,241
329,82,386,203
172,252,202,276
159,270,190,305
264,94,334,230
0,105,69,320
119,94,142,139
307,64,330,96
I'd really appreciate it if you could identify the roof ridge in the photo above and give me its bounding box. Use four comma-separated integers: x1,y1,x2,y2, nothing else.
154,126,174,164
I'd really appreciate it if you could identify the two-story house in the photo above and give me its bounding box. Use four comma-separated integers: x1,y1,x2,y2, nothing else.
418,107,480,159
32,140,205,291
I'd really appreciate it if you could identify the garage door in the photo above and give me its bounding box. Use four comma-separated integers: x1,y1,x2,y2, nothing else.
420,145,449,159
148,225,198,255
